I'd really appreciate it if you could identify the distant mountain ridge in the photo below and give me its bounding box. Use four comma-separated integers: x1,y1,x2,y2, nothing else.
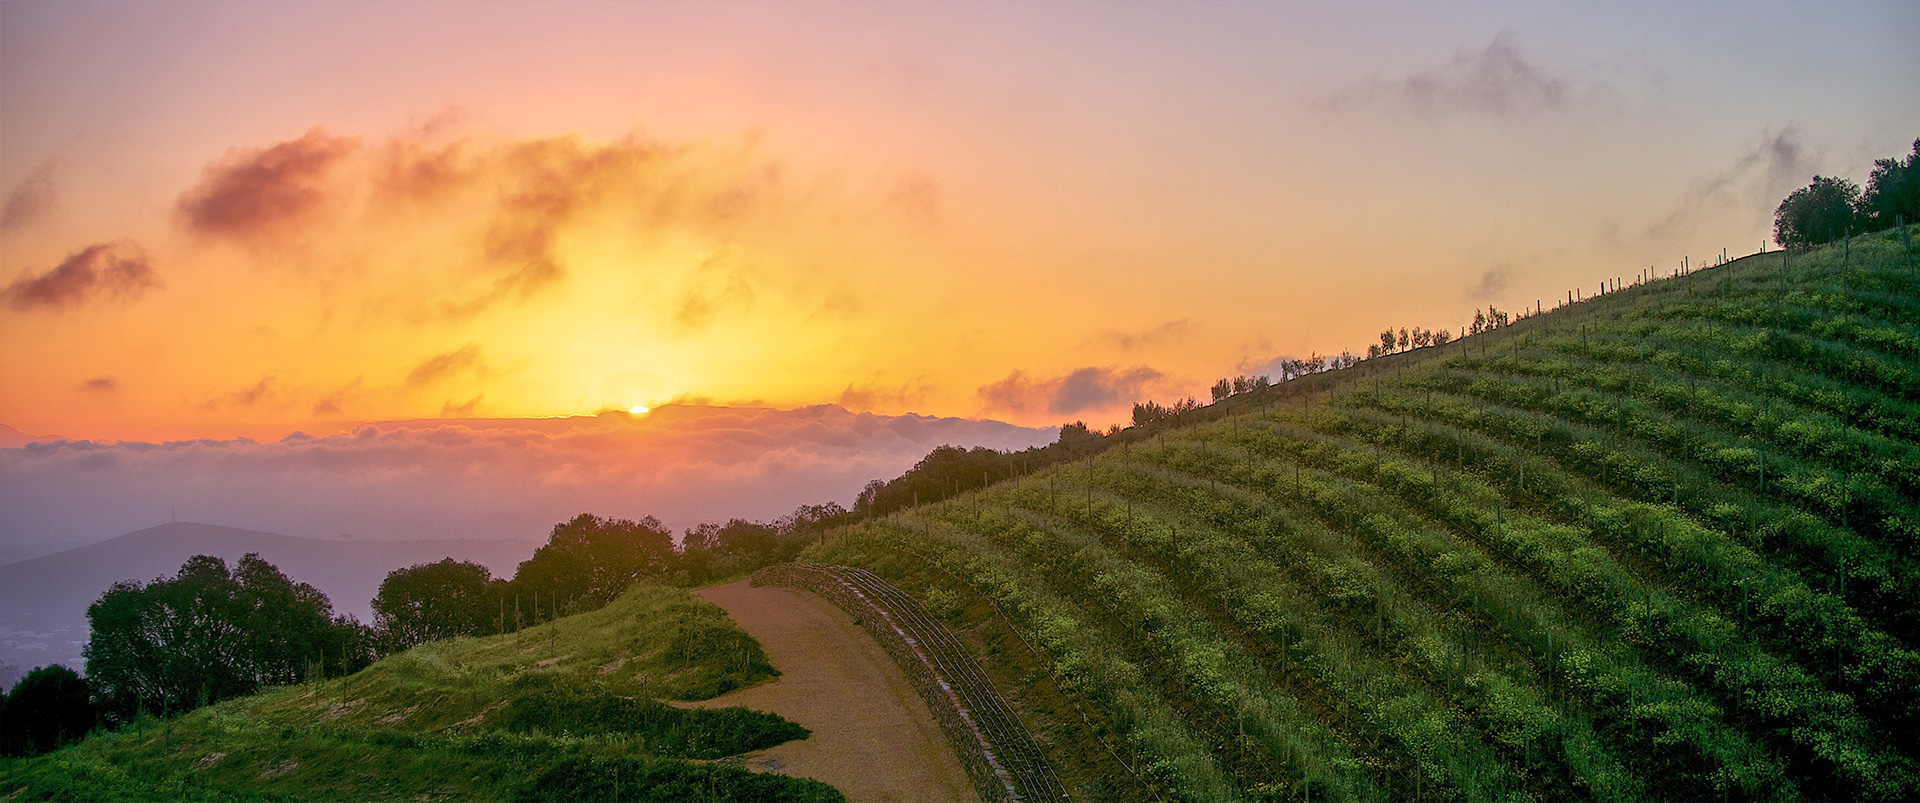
0,423,63,449
0,522,535,676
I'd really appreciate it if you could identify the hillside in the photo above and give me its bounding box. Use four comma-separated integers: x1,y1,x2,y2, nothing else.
804,228,1920,802
0,522,535,676
0,584,841,801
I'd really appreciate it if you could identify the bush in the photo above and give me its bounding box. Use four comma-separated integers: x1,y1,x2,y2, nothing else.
496,674,807,759
512,755,845,803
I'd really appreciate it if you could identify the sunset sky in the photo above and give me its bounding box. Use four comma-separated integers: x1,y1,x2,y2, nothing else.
1,1,1916,545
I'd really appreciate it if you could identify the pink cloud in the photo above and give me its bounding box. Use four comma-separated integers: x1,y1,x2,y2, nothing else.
177,128,359,243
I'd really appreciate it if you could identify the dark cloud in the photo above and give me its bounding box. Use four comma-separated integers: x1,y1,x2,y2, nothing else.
1,241,159,312
440,396,483,417
208,377,277,409
1092,319,1191,352
2,161,57,230
405,344,483,387
311,379,363,416
79,377,118,394
1644,127,1808,242
1329,32,1573,117
177,128,359,242
1464,267,1511,301
977,365,1168,417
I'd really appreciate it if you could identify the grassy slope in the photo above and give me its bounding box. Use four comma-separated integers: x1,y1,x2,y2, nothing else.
806,228,1920,802
0,584,842,802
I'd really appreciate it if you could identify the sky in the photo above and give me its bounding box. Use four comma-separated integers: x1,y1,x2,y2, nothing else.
1,0,1915,546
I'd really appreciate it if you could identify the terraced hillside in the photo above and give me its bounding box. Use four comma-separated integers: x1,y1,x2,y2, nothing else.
805,228,1920,802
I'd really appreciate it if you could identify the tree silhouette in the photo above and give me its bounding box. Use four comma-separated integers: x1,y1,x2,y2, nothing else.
1,665,94,756
1860,139,1920,231
1774,176,1861,247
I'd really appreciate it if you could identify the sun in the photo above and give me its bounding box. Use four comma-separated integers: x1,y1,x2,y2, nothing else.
628,405,650,415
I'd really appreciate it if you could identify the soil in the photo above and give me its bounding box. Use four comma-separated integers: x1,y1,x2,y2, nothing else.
681,580,980,803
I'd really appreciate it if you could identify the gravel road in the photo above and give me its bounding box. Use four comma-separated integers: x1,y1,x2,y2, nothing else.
683,579,979,803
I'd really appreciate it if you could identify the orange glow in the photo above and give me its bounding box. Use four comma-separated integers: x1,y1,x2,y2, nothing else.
4,3,1910,443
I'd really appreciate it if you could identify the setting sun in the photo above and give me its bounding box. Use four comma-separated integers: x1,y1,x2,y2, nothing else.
1,3,1916,800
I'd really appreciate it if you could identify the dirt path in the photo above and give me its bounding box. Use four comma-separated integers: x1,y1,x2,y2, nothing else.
684,580,979,803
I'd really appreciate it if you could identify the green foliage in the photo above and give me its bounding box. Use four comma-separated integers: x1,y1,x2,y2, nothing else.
512,755,842,803
84,553,372,722
1,584,817,802
801,235,1920,802
1775,175,1862,247
1,665,95,757
1859,138,1920,232
513,513,676,613
495,674,807,758
372,558,503,650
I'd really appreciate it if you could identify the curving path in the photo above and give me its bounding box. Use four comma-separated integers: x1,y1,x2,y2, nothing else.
682,579,980,803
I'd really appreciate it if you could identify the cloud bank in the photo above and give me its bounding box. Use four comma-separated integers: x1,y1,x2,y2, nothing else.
0,404,1053,554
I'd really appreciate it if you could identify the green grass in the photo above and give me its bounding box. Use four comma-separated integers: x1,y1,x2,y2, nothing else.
803,229,1920,802
0,584,841,802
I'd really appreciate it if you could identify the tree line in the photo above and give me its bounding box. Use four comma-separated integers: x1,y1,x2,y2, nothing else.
1774,138,1919,247
0,502,857,756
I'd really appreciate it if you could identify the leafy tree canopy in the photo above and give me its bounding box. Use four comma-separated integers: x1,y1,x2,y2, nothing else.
1860,138,1920,231
514,514,675,612
372,558,502,650
84,553,369,720
1774,175,1862,247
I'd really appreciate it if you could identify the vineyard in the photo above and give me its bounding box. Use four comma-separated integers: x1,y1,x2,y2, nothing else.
802,228,1920,802
752,563,1068,802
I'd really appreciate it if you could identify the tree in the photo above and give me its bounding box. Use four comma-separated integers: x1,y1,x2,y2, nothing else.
1433,329,1453,346
373,558,503,650
84,553,368,720
1211,378,1232,402
1774,175,1861,247
1057,420,1102,448
1379,329,1397,355
1,665,94,756
1859,138,1920,231
512,514,676,614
